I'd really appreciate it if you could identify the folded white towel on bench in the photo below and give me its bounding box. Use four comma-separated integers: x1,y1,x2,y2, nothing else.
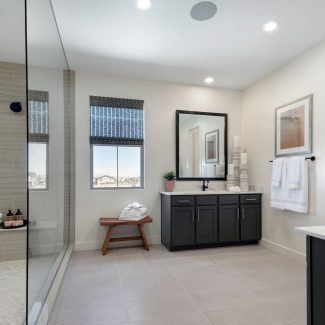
119,202,148,221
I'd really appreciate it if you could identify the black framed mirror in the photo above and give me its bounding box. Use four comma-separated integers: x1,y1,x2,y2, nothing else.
176,110,228,180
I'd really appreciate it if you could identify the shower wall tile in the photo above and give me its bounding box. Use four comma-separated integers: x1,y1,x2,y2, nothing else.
0,62,27,261
64,70,75,244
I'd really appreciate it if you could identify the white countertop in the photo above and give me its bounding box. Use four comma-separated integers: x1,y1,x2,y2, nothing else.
295,226,325,240
160,190,262,196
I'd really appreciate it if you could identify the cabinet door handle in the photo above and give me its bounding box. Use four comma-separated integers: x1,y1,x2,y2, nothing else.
178,200,190,203
192,210,195,223
242,208,245,220
197,210,200,223
237,208,240,220
246,198,257,201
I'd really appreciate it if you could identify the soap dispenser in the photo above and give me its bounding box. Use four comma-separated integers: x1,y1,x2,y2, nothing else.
15,209,23,220
14,209,24,227
7,209,14,219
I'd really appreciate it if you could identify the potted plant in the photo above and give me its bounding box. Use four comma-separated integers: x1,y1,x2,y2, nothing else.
163,171,176,192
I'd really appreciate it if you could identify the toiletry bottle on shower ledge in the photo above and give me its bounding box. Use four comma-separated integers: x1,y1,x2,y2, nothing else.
14,209,24,226
15,209,23,220
4,210,14,228
7,209,14,219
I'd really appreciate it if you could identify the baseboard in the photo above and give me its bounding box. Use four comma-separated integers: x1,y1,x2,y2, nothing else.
261,238,306,264
74,236,161,251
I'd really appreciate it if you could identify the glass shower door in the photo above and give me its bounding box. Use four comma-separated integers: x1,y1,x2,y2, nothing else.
26,0,71,323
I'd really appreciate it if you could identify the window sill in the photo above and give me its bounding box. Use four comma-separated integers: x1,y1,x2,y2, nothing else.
89,187,144,191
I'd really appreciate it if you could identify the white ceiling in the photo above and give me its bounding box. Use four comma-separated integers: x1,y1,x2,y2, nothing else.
2,0,325,89
50,0,325,89
0,0,25,64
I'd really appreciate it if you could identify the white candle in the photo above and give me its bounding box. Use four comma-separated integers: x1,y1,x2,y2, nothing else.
233,136,241,148
228,164,234,176
241,153,248,165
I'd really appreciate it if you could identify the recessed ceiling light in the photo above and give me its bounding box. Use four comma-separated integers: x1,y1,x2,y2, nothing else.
191,2,218,21
137,0,152,10
263,21,278,32
205,77,214,84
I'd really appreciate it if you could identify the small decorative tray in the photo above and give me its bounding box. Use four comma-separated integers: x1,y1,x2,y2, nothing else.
0,220,28,229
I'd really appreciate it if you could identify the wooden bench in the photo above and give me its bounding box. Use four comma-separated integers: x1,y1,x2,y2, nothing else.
100,216,153,255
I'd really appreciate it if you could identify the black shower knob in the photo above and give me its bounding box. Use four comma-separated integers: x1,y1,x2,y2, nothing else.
10,102,22,113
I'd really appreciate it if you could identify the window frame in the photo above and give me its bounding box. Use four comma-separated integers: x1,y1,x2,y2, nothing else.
90,143,144,190
28,90,50,191
28,141,49,191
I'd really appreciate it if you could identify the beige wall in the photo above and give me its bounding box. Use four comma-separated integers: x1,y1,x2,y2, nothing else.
0,62,27,261
75,71,242,250
241,41,325,257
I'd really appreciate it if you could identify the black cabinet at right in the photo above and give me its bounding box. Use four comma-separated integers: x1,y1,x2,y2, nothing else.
241,204,261,241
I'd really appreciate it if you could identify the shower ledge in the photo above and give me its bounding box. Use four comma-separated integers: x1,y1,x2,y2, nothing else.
0,226,27,232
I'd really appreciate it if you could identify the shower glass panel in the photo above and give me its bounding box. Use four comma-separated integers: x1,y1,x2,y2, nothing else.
0,1,27,324
26,0,71,322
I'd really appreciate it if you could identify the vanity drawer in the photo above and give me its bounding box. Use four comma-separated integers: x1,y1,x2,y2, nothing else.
196,195,218,206
240,194,260,204
172,196,195,206
219,195,239,205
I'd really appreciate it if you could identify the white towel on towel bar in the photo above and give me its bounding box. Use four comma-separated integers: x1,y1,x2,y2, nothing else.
271,158,285,187
285,158,308,214
270,158,287,210
287,157,303,190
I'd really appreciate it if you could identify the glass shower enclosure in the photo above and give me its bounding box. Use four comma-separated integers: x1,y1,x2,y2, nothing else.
0,0,74,322
27,0,74,323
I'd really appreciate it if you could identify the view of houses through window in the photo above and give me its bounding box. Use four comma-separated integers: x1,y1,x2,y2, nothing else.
90,96,144,189
28,142,47,189
92,145,142,188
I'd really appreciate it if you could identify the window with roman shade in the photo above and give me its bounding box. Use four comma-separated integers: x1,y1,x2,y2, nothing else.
89,96,144,189
28,90,49,142
90,96,144,145
28,90,49,190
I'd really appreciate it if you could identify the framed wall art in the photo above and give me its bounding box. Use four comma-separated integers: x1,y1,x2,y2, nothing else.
275,95,313,157
205,129,219,163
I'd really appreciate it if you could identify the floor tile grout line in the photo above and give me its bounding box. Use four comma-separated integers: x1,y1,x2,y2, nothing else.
114,253,132,324
161,255,213,325
49,245,306,325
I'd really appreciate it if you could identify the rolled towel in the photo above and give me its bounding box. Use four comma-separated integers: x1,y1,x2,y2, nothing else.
128,202,144,209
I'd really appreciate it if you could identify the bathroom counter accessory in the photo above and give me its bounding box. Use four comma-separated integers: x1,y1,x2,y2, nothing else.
100,216,153,255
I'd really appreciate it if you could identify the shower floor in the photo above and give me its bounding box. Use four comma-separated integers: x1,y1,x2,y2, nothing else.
0,260,26,325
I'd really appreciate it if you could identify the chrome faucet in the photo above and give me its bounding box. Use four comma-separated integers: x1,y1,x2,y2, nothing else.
202,179,209,191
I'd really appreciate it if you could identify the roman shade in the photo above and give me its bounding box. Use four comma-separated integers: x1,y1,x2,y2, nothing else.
89,96,144,145
28,90,49,142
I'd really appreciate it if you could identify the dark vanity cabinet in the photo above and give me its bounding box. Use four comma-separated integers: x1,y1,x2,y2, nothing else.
161,193,262,251
196,205,218,244
171,206,195,246
219,205,240,242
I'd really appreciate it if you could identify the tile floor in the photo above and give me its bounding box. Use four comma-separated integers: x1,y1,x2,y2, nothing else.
49,244,306,325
